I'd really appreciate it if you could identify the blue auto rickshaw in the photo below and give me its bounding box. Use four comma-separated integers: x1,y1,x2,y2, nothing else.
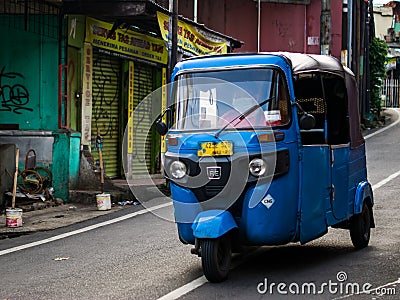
156,52,374,282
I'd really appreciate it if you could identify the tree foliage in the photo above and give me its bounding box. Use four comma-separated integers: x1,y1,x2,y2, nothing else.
369,37,389,117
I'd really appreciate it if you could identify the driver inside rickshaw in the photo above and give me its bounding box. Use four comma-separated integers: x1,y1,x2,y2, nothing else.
218,89,267,128
218,79,288,129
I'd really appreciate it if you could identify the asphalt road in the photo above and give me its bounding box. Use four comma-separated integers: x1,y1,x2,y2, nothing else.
0,109,399,300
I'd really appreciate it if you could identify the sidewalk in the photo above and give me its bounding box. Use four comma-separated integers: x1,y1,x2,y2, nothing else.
0,176,167,239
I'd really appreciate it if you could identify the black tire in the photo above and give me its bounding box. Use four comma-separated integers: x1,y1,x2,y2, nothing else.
350,203,371,249
201,236,232,283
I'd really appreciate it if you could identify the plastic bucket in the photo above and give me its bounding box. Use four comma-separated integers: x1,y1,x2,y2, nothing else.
96,193,111,210
6,208,23,227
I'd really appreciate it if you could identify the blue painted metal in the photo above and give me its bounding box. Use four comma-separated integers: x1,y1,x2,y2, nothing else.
170,182,203,244
330,146,350,221
167,130,278,155
239,143,299,245
299,146,330,243
354,181,374,214
192,210,238,239
347,144,369,216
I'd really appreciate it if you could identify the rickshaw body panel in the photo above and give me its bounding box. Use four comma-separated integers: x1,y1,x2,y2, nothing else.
299,145,331,243
238,140,299,245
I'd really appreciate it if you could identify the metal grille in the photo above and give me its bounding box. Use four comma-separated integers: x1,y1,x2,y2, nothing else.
132,62,154,175
92,50,121,178
0,0,60,39
382,79,400,108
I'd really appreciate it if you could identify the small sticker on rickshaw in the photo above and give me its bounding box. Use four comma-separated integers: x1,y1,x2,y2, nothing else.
264,110,281,126
261,195,275,209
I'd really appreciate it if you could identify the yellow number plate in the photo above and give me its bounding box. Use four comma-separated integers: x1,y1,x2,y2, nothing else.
198,141,233,157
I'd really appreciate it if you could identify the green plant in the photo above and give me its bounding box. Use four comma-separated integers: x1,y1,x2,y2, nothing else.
369,37,389,118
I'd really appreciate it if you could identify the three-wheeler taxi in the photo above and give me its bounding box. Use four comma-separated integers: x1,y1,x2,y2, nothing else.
157,52,374,282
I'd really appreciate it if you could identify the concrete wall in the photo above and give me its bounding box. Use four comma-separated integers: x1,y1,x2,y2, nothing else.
374,6,393,41
179,0,343,59
0,23,59,130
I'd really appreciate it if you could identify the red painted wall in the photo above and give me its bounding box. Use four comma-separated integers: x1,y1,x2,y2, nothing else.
261,3,307,53
178,0,343,59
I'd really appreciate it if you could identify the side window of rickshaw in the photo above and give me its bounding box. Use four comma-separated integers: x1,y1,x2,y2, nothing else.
323,74,350,145
294,73,326,144
294,73,350,145
261,72,290,127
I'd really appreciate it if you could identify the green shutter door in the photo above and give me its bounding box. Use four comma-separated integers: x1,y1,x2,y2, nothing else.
132,63,153,175
91,50,121,178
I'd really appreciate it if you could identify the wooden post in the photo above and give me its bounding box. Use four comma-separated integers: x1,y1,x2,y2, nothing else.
97,130,104,193
12,148,19,209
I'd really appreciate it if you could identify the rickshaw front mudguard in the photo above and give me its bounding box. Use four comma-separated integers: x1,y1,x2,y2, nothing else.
191,210,238,239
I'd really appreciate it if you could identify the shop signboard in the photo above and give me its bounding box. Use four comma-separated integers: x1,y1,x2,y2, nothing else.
157,12,228,56
85,17,168,65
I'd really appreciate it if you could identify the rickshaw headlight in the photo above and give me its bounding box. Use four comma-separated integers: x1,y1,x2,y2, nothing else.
170,160,187,179
249,158,266,177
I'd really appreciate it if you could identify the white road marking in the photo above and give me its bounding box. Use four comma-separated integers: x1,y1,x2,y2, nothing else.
157,247,267,300
364,108,400,140
372,169,400,191
157,276,208,300
0,202,172,256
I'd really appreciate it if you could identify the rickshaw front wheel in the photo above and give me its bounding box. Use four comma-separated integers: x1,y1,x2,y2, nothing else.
201,235,232,283
350,203,371,249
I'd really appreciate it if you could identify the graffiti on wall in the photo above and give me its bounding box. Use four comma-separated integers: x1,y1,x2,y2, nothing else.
132,64,153,166
0,66,33,114
92,54,119,139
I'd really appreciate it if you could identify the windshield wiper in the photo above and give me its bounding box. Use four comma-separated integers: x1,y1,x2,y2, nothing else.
214,97,273,138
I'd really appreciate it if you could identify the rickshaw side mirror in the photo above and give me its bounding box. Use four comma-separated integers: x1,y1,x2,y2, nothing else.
156,121,168,136
299,113,316,130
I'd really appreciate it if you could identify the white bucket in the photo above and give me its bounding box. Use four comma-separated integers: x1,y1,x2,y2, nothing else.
96,193,111,210
6,208,23,227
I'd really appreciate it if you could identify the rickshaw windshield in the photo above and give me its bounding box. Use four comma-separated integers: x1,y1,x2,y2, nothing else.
172,68,290,131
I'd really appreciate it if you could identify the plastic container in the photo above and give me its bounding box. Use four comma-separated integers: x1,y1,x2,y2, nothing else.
6,208,23,227
96,193,111,210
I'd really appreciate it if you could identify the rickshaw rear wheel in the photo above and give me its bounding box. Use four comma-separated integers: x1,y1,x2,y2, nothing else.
201,235,232,283
350,203,371,249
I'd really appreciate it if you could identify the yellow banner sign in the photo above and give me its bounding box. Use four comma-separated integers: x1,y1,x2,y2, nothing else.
85,17,168,65
157,12,227,56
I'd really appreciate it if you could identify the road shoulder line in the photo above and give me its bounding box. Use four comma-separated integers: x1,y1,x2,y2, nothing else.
0,202,172,256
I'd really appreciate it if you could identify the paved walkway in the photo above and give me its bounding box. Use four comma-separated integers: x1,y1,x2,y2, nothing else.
0,176,167,238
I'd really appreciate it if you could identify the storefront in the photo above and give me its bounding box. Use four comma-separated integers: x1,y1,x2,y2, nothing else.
62,0,242,181
80,17,168,178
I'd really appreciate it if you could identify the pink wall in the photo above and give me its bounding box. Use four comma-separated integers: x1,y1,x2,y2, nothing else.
179,0,343,59
261,3,307,53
